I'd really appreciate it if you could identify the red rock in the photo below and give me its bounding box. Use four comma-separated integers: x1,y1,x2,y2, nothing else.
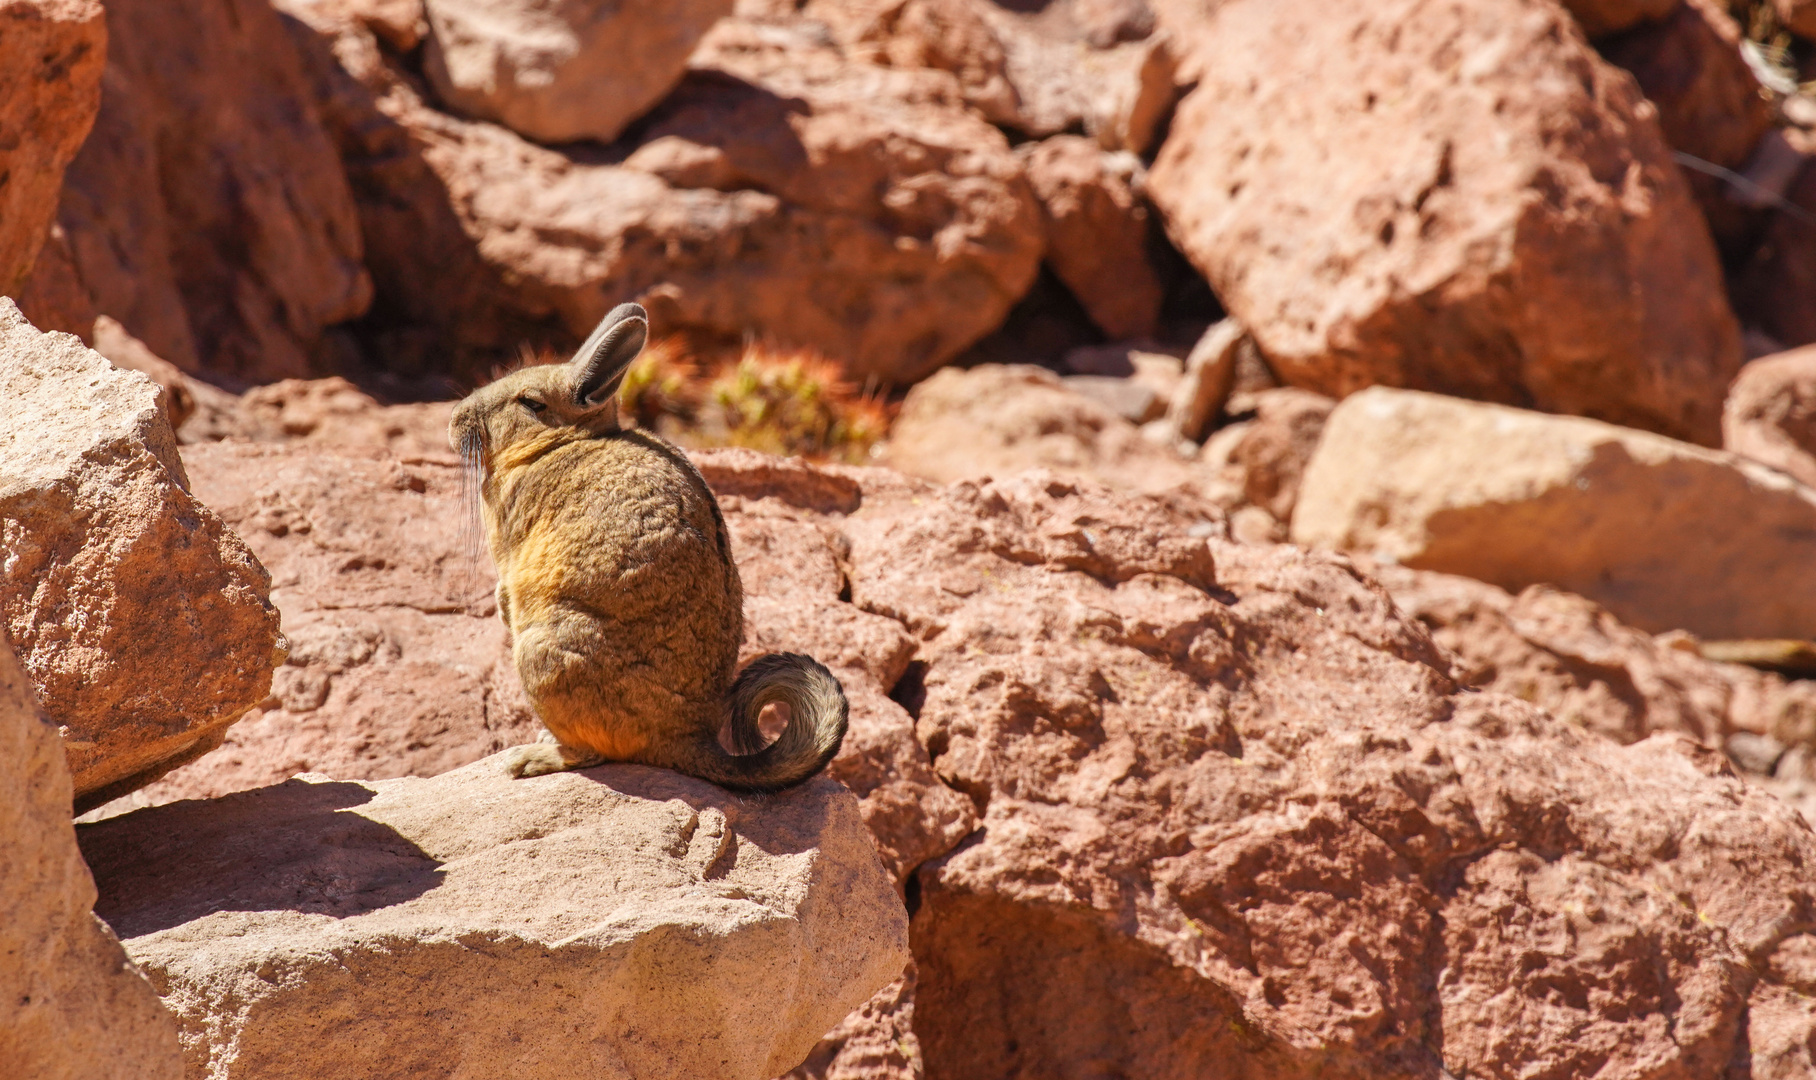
1148,0,1742,445
1734,160,1816,349
1726,347,1816,488
1778,0,1816,40
1596,0,1773,253
278,8,1042,386
0,0,103,297
1020,136,1162,340
48,0,371,381
1561,0,1679,36
1229,387,1333,524
421,0,735,144
0,631,183,1080
0,301,283,811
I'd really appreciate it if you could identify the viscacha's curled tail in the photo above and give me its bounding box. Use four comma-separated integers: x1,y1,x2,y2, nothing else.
690,653,849,792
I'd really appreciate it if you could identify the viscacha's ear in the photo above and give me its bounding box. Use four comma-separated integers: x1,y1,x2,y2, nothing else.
570,302,649,407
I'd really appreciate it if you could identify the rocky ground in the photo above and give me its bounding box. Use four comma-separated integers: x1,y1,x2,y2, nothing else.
10,0,1816,1078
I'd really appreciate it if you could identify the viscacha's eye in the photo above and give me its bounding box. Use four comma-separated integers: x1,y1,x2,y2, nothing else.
517,395,548,414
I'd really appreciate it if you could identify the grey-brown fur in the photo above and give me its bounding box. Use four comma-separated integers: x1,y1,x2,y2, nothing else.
449,303,848,791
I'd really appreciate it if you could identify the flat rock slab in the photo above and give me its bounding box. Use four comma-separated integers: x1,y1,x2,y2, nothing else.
78,754,907,1080
1293,386,1816,639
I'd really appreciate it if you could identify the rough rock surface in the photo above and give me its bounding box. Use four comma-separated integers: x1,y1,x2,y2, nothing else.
422,0,735,144
131,438,974,890
89,316,194,433
1596,0,1772,252
1228,387,1334,524
280,7,1042,385
0,632,183,1080
44,0,371,381
0,0,104,297
0,302,283,810
800,0,1178,153
882,364,1219,501
1293,386,1816,640
1366,560,1816,755
1148,0,1742,445
1725,347,1816,489
1561,0,1678,37
80,758,907,1080
1020,136,1161,340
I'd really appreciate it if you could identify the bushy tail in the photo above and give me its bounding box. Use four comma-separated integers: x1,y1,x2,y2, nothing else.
688,653,849,793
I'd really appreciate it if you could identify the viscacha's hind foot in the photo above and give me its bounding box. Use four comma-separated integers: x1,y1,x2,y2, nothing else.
502,742,603,778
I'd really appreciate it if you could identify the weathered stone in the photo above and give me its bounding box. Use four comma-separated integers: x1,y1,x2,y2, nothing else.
1228,387,1334,524
0,632,183,1080
80,757,908,1080
1778,0,1816,40
1562,0,1680,37
882,364,1223,501
280,8,1042,386
0,301,283,810
1162,319,1241,444
1293,386,1816,639
49,0,371,380
1020,136,1161,340
1733,159,1816,350
90,316,194,433
1726,346,1816,488
1597,0,1773,254
0,0,104,297
1148,0,1742,445
422,0,735,144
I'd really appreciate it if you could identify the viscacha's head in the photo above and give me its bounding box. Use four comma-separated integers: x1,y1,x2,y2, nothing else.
449,302,649,476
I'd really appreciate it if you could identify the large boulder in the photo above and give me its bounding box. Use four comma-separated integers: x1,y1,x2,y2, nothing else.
79,757,907,1080
0,0,104,297
1148,0,1742,445
35,0,371,381
276,6,1043,386
0,633,183,1080
422,0,735,144
0,301,283,810
1726,347,1816,489
1292,386,1816,640
124,435,974,890
1019,136,1162,340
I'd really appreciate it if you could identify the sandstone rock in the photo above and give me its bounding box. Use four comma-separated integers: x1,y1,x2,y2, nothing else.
1597,0,1773,253
0,0,104,297
49,0,371,380
130,440,974,888
0,301,283,810
804,0,1178,153
1726,346,1816,488
282,9,1042,386
80,757,907,1080
816,466,1816,1078
90,317,194,433
14,222,99,342
783,969,922,1080
1228,387,1334,524
0,632,183,1080
1163,319,1242,444
1562,0,1679,37
1365,560,1816,753
422,0,735,144
235,377,454,458
1020,136,1161,340
1148,0,1742,445
1293,386,1816,640
882,364,1229,503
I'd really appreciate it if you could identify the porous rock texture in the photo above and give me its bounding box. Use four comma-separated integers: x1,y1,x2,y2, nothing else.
422,0,735,144
79,758,907,1080
0,302,283,811
0,0,104,297
131,434,974,891
33,0,371,381
1148,0,1742,445
1019,135,1162,340
1725,347,1816,489
0,633,184,1080
276,4,1042,385
1226,387,1334,525
1293,387,1816,641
